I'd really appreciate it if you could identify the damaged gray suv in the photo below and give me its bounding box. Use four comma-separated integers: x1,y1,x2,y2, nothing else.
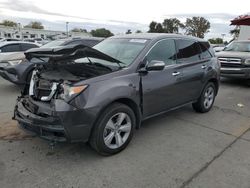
14,34,220,155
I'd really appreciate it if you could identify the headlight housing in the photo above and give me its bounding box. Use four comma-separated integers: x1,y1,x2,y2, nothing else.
60,84,88,101
244,59,250,65
8,59,26,66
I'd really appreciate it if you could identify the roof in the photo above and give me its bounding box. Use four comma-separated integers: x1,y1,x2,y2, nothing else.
110,33,207,41
231,15,250,26
0,41,39,47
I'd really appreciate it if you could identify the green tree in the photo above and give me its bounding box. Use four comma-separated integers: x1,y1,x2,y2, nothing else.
126,29,132,34
1,20,17,27
24,21,44,29
162,18,184,33
91,28,114,38
155,23,164,33
71,28,87,33
148,21,158,33
148,21,164,33
230,26,240,39
185,17,210,38
208,38,224,44
135,30,142,33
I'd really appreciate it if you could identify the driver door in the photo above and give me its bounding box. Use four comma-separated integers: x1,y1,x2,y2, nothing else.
141,39,185,118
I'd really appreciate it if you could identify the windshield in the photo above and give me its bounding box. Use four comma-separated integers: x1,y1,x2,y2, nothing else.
41,40,66,48
93,38,148,66
224,41,250,52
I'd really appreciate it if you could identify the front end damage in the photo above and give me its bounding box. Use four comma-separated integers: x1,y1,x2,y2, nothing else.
13,44,122,142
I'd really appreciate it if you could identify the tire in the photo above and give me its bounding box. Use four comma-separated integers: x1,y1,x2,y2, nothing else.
192,82,216,113
89,103,136,155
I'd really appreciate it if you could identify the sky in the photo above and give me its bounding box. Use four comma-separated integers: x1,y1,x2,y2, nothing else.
0,0,249,40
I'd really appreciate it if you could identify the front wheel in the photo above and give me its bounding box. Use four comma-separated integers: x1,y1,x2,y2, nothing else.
192,82,216,113
89,103,136,155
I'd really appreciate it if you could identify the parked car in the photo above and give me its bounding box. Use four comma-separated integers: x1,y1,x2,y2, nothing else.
41,37,103,48
24,38,49,45
13,34,220,155
216,40,250,79
0,41,39,69
0,38,21,42
0,38,103,85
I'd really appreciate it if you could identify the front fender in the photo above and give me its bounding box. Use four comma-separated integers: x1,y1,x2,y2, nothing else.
72,73,141,116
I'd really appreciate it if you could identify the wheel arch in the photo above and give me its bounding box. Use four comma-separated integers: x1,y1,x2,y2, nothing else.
207,78,219,95
91,97,142,135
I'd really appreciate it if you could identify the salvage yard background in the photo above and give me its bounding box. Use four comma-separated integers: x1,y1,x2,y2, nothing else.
0,77,250,188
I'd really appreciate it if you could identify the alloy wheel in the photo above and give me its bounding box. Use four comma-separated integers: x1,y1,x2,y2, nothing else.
103,112,132,149
204,86,215,109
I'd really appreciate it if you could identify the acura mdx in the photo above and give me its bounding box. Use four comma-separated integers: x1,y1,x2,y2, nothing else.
14,34,220,155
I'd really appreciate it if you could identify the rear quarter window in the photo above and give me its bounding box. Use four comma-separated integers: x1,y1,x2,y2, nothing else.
199,42,213,59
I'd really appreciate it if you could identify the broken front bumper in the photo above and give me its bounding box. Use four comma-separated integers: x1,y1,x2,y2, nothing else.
14,97,97,143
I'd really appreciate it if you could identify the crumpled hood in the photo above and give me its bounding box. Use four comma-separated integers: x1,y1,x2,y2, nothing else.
0,52,25,62
25,44,123,65
215,51,250,60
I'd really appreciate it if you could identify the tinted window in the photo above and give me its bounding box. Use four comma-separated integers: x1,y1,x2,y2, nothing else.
21,43,38,51
176,40,200,63
199,42,212,59
146,39,176,66
0,44,21,52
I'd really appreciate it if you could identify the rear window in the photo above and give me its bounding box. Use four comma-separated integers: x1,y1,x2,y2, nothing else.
176,39,200,63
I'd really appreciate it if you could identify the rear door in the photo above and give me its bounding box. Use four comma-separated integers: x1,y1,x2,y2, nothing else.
175,39,207,102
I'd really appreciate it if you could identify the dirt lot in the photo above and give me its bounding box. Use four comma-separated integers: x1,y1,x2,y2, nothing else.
0,77,250,188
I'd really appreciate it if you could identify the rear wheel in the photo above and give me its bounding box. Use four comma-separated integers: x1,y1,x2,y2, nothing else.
90,103,136,155
192,82,216,113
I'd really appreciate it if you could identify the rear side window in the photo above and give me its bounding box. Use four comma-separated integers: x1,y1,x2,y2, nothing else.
146,39,176,66
176,39,200,63
21,43,38,51
199,42,212,59
0,44,21,52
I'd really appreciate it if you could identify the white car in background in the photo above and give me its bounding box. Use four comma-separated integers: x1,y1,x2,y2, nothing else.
0,41,39,68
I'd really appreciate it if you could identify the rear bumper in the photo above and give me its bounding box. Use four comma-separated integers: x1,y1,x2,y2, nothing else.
14,97,97,143
220,67,250,79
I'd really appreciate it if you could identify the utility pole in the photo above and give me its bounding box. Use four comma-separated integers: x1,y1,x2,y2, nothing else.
66,22,69,38
18,23,23,40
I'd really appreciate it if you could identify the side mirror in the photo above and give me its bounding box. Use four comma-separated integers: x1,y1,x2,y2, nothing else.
0,49,2,53
146,60,165,71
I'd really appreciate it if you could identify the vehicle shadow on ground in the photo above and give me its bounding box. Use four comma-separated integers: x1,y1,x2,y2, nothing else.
37,106,191,159
220,77,250,88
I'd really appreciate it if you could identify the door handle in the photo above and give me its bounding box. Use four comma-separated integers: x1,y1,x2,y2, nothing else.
201,65,207,69
172,72,180,76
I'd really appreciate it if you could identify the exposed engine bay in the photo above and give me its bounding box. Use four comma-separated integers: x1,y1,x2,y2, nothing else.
24,45,123,102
